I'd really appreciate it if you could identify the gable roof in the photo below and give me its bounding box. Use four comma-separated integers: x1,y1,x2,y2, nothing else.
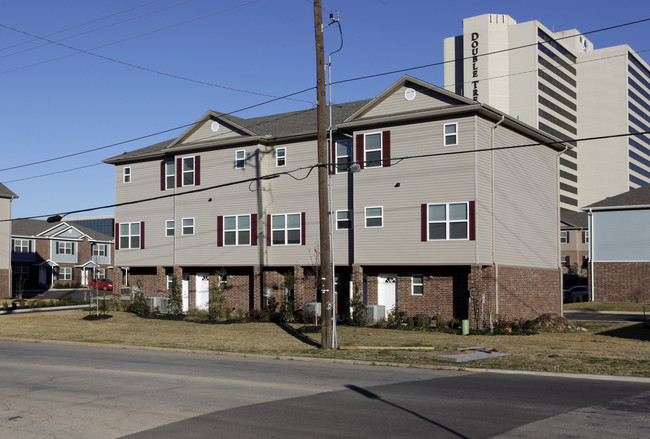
583,184,650,210
561,208,588,228
0,182,18,199
12,219,112,242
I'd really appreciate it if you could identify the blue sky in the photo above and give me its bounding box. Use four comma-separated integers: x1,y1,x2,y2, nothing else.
1,0,648,220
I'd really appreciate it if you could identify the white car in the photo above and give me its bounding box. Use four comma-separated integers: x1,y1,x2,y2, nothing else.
563,285,589,302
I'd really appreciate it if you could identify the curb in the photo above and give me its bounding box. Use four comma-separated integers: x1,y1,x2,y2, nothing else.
0,305,88,315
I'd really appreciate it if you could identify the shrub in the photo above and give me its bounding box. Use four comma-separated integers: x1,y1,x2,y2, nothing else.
37,300,46,308
386,307,407,328
130,282,148,316
347,281,368,326
167,275,183,316
415,315,431,330
185,308,209,322
2,302,8,310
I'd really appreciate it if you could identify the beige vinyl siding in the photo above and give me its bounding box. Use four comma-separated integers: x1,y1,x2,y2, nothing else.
362,85,466,120
0,199,10,268
180,119,244,145
483,118,559,268
352,118,478,265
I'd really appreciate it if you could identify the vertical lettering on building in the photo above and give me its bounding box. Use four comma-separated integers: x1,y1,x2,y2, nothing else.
471,32,479,101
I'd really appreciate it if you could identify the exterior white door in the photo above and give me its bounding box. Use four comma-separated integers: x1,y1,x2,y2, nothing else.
81,269,88,286
378,274,397,318
195,273,209,311
182,274,189,312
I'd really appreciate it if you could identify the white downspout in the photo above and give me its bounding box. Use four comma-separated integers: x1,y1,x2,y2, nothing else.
588,209,594,302
491,115,505,319
556,144,569,314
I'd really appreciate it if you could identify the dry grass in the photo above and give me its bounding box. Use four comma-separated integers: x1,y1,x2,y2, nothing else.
0,310,648,377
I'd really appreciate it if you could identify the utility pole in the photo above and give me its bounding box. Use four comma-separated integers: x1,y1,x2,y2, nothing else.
314,0,333,348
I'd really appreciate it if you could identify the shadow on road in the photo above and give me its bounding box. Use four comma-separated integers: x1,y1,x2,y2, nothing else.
345,384,470,439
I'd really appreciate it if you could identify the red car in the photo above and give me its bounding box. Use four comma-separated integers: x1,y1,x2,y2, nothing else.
90,278,113,291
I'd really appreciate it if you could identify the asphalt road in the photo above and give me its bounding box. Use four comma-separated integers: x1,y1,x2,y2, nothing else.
0,341,648,438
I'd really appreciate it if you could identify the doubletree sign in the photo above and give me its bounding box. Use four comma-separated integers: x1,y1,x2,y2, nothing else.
470,32,480,101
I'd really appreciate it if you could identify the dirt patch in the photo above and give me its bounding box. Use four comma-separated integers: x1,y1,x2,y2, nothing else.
523,313,585,333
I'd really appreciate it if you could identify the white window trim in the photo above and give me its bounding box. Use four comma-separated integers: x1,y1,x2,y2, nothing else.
335,139,351,174
271,213,302,245
56,241,75,255
119,222,141,250
181,156,195,187
57,267,73,281
427,202,469,241
585,231,589,243
123,167,131,183
412,274,424,296
235,150,246,169
165,161,175,190
13,239,30,253
336,210,351,230
276,147,286,167
92,243,107,257
365,206,383,228
165,220,175,237
223,214,251,246
182,217,195,236
364,132,383,169
443,122,458,147
560,231,568,243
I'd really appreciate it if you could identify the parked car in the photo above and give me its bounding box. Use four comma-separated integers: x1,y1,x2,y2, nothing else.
89,278,113,291
563,285,589,303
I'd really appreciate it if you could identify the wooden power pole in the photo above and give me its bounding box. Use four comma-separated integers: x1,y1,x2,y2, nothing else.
313,0,333,348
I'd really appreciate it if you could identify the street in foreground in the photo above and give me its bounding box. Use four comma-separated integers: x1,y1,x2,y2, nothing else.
0,340,648,438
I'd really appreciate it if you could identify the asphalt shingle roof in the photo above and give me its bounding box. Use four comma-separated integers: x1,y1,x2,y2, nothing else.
584,184,650,209
561,208,588,228
12,219,112,242
0,182,18,199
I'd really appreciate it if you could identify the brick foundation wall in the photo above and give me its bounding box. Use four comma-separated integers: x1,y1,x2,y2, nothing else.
593,262,650,302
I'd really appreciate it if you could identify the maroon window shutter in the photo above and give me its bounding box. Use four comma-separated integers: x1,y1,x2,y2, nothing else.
195,155,201,186
382,131,391,167
566,231,570,244
160,161,166,191
266,214,271,247
582,231,586,243
176,158,182,187
251,214,258,246
356,134,365,170
566,255,570,267
469,201,476,241
140,221,145,249
421,204,428,242
301,212,306,245
115,223,120,250
217,216,223,247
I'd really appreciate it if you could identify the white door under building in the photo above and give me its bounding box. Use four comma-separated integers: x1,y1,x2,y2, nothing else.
195,273,209,311
182,274,189,312
377,274,397,318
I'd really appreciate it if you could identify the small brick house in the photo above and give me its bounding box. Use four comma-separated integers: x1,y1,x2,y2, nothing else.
583,184,650,302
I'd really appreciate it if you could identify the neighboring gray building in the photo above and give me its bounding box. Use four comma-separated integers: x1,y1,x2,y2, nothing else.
583,184,650,302
0,183,18,297
104,76,567,324
444,13,650,209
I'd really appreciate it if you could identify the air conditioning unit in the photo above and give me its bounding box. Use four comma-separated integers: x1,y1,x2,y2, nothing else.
302,301,321,317
363,305,386,324
147,297,169,315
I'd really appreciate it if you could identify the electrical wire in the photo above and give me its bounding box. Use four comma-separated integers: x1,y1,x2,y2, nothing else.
4,129,649,223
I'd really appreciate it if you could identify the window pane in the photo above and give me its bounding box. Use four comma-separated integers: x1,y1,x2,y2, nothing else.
224,216,236,230
287,229,300,244
429,204,446,221
450,222,468,239
365,133,381,150
183,158,194,172
413,285,424,295
238,230,250,245
337,211,349,220
183,172,194,186
287,214,301,228
337,142,350,156
449,203,467,220
130,223,140,235
236,150,245,159
366,207,382,217
429,223,446,240
183,218,193,227
445,124,456,135
446,134,457,145
131,236,140,248
272,230,285,245
238,215,250,229
120,223,129,235
336,157,350,172
413,274,424,284
166,162,175,174
120,236,129,248
272,215,285,229
166,175,174,189
366,217,382,227
224,231,236,245
366,150,381,168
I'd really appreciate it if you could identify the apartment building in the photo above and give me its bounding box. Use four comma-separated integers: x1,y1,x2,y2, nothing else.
104,76,566,324
11,219,114,291
444,13,650,209
560,208,589,275
0,183,18,297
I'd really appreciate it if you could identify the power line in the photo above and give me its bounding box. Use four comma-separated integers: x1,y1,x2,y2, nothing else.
0,0,164,52
5,129,649,223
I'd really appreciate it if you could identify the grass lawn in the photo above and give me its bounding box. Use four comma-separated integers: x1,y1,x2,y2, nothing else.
564,302,648,312
0,310,648,377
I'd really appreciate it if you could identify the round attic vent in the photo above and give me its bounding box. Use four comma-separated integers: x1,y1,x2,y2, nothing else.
210,121,220,132
404,88,416,101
